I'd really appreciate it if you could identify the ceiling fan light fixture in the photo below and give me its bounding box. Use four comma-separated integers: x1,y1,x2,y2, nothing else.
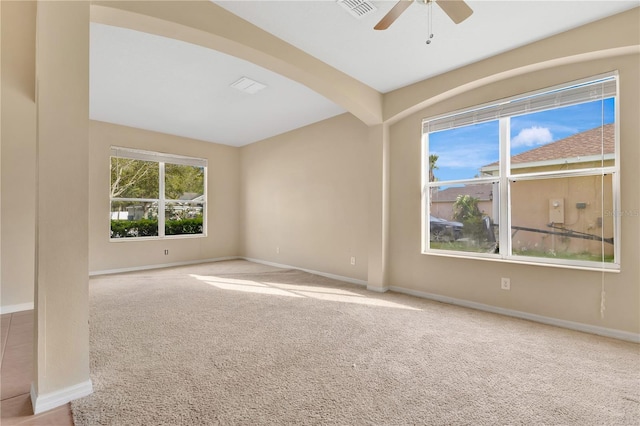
374,0,473,30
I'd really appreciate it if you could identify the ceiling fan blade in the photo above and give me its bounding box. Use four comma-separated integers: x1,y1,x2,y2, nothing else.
374,0,413,30
435,0,473,24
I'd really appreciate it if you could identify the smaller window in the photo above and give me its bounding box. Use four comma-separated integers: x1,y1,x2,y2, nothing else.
110,147,207,239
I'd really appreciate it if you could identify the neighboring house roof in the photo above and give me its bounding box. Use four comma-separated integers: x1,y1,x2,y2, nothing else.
178,192,202,201
512,123,614,164
482,123,614,169
432,183,493,202
432,125,613,203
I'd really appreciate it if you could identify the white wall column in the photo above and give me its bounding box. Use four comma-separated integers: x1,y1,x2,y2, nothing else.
32,0,92,414
367,123,390,292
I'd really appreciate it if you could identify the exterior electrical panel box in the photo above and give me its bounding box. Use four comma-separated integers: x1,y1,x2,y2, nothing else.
549,198,565,224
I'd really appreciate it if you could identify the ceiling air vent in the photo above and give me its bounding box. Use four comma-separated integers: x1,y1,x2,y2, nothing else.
337,0,377,19
230,77,267,95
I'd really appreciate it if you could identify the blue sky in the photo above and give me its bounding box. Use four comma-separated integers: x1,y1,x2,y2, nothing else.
428,98,615,182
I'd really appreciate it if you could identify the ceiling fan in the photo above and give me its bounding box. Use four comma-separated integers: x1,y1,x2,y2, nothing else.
374,0,473,30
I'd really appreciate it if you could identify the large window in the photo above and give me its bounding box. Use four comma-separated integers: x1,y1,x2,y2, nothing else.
422,73,619,270
110,147,207,239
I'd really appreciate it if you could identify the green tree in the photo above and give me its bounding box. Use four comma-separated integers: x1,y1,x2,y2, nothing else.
110,158,205,231
428,154,439,182
453,194,481,222
164,164,205,222
110,158,158,199
453,194,485,242
428,154,439,207
110,158,159,221
164,164,204,200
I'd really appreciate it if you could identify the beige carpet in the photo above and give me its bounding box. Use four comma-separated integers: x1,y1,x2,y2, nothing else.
72,260,639,425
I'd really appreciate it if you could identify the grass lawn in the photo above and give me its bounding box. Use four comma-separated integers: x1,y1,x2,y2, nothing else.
430,241,614,262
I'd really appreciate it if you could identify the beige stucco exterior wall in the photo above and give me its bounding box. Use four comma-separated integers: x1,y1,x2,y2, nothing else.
240,113,369,282
388,53,639,334
510,174,615,257
431,201,492,223
89,121,240,273
1,0,37,313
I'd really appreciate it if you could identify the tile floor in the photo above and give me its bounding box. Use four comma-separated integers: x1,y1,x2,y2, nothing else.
1,311,74,425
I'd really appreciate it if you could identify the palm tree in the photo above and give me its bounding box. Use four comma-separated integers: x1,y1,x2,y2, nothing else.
453,194,485,242
428,154,439,208
453,194,481,222
428,154,439,182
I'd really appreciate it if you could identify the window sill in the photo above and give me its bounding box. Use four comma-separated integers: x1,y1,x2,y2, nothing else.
422,249,620,273
109,233,207,242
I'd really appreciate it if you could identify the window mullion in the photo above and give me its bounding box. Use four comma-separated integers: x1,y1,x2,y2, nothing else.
203,164,208,237
159,162,165,238
422,132,429,250
499,117,511,258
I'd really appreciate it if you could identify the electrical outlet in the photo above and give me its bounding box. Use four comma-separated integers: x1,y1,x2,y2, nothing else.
501,277,510,290
350,256,356,266
276,246,280,254
164,249,169,255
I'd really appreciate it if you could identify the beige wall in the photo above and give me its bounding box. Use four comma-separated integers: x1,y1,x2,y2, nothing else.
388,53,639,334
89,121,240,273
384,8,639,123
240,113,369,282
1,0,36,313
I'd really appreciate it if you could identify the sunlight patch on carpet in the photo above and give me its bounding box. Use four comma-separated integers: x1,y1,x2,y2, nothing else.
191,275,304,298
189,273,419,310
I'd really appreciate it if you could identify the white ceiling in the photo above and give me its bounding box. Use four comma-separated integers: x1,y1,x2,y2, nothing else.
90,22,345,146
90,0,638,147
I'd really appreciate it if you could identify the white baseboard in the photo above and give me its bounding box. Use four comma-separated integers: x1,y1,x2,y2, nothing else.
389,286,640,344
242,257,368,287
89,256,240,276
31,379,93,415
0,302,34,314
366,285,389,293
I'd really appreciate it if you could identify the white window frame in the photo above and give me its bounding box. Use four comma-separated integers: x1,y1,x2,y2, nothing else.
421,72,620,271
110,146,207,240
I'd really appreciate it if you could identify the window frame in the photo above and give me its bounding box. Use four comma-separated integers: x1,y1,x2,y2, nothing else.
421,72,620,271
109,147,207,240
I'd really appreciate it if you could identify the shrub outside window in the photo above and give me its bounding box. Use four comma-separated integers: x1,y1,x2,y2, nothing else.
422,73,619,270
110,147,207,239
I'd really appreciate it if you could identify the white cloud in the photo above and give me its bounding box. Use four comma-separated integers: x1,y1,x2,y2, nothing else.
511,126,553,148
434,142,497,170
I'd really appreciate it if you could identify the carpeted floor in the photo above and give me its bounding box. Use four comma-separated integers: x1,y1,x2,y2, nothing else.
72,260,639,425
